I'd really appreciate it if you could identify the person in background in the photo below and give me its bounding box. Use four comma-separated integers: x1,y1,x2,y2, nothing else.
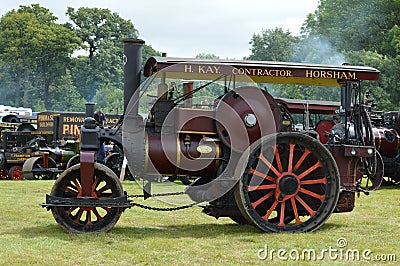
94,109,106,126
94,109,106,164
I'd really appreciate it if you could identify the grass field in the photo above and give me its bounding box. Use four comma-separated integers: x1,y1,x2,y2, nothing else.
0,180,399,265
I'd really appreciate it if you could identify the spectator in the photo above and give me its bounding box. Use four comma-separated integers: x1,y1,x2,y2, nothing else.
94,110,106,126
94,109,106,164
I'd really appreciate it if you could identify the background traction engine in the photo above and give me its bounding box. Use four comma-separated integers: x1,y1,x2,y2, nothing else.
43,38,381,233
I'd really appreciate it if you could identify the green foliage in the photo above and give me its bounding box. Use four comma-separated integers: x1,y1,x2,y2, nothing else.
93,86,124,114
66,7,140,103
345,50,399,111
66,7,138,60
0,5,162,112
196,53,220,59
247,27,299,61
0,4,80,108
299,0,400,109
46,71,86,112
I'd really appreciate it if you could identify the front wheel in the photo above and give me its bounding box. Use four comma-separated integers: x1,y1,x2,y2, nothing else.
50,163,124,233
235,133,340,233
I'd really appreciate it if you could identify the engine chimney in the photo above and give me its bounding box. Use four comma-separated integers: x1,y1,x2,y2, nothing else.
122,38,145,114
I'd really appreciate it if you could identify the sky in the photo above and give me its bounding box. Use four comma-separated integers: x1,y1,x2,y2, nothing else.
0,0,320,59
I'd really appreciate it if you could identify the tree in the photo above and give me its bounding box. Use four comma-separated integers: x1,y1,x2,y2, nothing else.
46,71,86,111
66,7,138,60
0,4,80,108
345,50,399,111
93,86,124,114
301,0,400,109
302,0,400,56
247,27,299,61
66,7,139,101
196,53,220,59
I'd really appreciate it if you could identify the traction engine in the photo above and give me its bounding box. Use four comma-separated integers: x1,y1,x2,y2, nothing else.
370,109,400,185
43,39,383,233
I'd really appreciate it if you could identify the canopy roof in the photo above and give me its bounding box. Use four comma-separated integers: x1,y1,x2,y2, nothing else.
276,98,340,114
144,57,380,86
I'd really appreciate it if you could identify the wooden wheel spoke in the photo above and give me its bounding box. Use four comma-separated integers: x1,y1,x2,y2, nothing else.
278,201,286,226
96,184,111,195
297,161,322,180
74,209,84,222
72,180,82,194
293,148,311,171
274,145,283,172
295,195,315,216
101,207,111,213
300,177,326,185
288,143,295,173
92,208,103,221
259,154,280,176
262,200,279,220
251,191,274,208
249,168,275,182
86,210,92,224
65,187,79,195
91,177,101,192
66,206,78,216
247,184,276,191
290,197,301,224
299,188,325,201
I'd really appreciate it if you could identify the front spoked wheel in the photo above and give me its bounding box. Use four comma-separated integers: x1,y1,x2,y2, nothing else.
235,133,340,233
50,163,124,233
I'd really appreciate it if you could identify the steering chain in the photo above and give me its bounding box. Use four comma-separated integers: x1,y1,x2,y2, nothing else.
127,191,201,211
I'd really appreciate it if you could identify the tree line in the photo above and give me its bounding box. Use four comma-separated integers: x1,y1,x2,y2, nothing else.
0,1,399,113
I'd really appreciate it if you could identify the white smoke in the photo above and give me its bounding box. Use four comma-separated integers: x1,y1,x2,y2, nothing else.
292,35,346,65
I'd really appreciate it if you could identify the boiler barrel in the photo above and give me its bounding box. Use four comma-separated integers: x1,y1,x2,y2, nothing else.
373,127,400,157
145,134,221,177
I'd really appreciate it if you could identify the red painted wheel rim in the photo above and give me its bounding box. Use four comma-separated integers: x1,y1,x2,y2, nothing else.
10,166,24,180
239,133,339,232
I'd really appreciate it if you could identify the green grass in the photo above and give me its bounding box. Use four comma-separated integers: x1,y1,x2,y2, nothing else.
0,180,399,265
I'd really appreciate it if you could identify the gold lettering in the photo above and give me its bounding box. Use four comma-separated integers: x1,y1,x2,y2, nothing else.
62,125,70,134
198,66,205,73
184,65,193,73
73,125,80,136
205,66,214,73
306,70,313,78
333,72,340,79
213,66,220,74
320,71,326,78
286,70,292,77
326,71,333,78
348,72,356,79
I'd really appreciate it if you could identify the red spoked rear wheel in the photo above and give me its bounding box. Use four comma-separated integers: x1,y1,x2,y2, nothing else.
235,133,340,233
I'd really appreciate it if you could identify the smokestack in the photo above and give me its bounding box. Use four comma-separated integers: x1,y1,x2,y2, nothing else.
85,103,95,118
122,38,145,114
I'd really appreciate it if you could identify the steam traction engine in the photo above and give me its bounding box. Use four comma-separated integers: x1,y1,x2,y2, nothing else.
370,109,400,185
43,39,383,233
